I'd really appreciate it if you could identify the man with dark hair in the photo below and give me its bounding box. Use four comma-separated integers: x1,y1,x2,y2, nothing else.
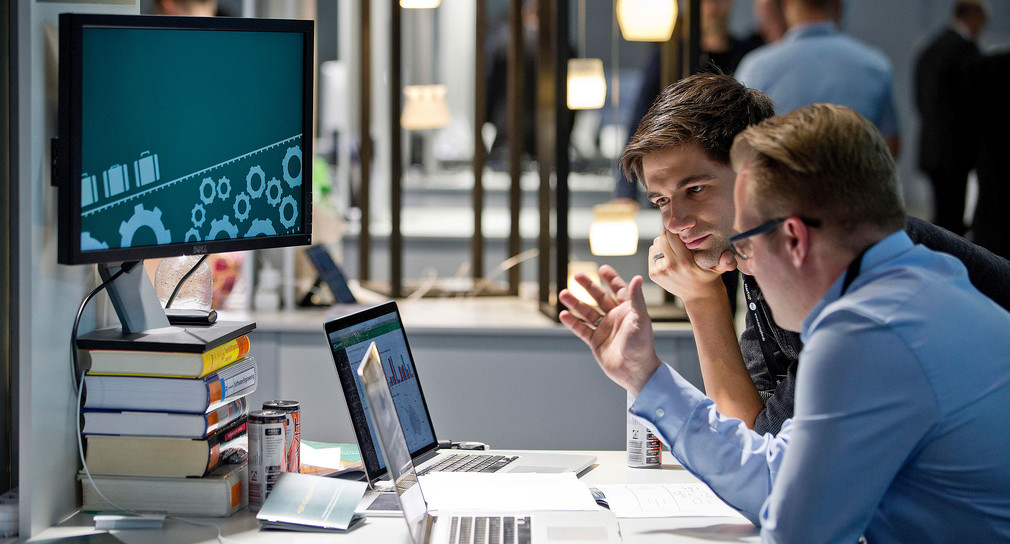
595,73,1010,435
915,0,988,236
561,104,1010,542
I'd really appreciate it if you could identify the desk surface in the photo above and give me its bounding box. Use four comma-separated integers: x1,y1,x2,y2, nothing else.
31,451,757,544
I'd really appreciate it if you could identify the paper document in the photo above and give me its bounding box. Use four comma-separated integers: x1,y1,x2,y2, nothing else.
595,484,746,519
301,443,341,470
418,472,600,512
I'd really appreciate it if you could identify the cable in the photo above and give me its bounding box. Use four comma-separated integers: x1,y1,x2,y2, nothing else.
165,254,209,309
70,262,139,395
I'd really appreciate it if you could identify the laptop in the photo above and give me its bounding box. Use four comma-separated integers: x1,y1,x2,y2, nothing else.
357,341,622,544
325,302,596,490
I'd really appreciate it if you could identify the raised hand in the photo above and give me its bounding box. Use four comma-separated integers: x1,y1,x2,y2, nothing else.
649,230,736,305
559,265,661,396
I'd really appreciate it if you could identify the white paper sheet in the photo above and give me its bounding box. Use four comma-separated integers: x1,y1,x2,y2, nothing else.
595,484,747,519
417,472,600,513
300,443,342,470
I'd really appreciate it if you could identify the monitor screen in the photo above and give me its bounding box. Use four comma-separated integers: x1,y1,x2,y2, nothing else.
56,14,314,264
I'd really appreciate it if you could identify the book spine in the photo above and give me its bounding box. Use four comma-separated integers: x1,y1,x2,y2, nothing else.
198,336,251,377
204,416,249,476
205,398,248,436
206,358,257,407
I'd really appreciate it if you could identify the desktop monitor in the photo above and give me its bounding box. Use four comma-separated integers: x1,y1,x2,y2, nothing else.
54,13,314,266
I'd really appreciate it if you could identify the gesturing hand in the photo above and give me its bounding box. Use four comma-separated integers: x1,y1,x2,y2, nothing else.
559,264,661,397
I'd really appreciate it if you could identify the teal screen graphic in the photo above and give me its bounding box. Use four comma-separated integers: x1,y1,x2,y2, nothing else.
78,27,305,251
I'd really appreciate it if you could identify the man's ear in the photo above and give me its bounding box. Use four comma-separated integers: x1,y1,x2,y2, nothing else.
781,216,810,269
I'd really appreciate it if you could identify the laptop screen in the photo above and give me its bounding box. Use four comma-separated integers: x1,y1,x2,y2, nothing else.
326,302,439,477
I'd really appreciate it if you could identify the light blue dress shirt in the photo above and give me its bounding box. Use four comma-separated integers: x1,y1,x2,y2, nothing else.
735,22,899,137
632,231,1010,543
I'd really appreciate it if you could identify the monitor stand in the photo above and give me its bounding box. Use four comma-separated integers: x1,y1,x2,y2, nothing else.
98,261,176,334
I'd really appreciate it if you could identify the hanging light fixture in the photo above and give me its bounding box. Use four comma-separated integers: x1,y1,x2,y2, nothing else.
617,0,677,42
400,0,440,8
567,0,607,110
401,84,452,130
589,202,639,256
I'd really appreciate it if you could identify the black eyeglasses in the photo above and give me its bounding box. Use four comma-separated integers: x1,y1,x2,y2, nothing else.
728,216,821,260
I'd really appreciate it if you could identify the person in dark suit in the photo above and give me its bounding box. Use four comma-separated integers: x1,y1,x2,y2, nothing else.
914,0,988,236
967,51,1010,259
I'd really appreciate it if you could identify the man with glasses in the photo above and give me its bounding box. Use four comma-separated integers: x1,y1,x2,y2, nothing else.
599,73,1010,437
561,104,1010,542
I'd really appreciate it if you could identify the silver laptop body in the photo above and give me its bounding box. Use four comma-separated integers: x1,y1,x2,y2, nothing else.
357,341,622,544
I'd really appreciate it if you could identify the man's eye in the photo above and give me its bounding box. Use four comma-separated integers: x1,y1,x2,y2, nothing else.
652,197,669,207
687,185,704,194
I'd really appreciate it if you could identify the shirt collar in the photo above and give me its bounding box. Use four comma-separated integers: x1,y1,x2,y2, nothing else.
950,21,974,42
800,230,912,342
782,21,839,44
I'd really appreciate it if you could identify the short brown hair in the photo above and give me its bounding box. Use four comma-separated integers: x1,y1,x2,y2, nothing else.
619,73,775,184
730,104,905,237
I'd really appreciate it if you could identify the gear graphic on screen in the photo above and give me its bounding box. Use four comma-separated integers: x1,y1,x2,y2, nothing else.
216,176,232,201
278,195,299,229
199,177,217,205
266,177,283,206
207,215,239,240
185,228,201,242
245,218,277,237
118,204,171,248
283,146,302,187
233,192,251,222
191,203,207,228
246,165,266,199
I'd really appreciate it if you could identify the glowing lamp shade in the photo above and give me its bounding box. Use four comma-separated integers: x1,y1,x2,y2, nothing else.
617,0,677,42
589,202,639,256
401,84,452,130
400,0,440,8
567,261,602,306
567,58,607,110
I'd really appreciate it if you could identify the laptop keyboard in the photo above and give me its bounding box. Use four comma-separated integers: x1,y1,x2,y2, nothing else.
448,515,531,544
416,453,518,476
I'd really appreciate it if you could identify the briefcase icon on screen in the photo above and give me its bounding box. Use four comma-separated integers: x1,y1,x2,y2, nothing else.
103,163,130,197
134,151,160,187
81,173,99,207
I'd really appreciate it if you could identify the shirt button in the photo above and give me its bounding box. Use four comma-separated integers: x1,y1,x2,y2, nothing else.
655,408,665,418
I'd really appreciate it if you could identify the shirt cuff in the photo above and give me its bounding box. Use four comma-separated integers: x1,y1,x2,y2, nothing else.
629,363,709,441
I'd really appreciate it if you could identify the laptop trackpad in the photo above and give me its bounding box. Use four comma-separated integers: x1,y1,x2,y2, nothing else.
546,527,611,541
509,466,567,474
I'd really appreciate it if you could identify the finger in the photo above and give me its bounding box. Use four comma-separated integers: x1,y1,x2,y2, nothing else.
559,288,604,324
599,265,629,299
662,230,694,264
714,249,738,273
627,275,651,319
559,310,594,346
574,273,619,313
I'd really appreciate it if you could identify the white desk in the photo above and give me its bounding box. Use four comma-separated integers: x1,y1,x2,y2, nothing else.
30,451,757,543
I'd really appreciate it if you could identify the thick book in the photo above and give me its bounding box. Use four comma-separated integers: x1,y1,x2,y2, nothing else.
80,461,248,517
84,416,247,477
76,320,255,353
83,357,257,413
256,472,367,532
82,397,248,438
85,335,251,378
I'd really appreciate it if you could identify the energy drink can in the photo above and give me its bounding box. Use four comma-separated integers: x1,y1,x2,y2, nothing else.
262,400,301,473
247,409,287,511
627,393,662,468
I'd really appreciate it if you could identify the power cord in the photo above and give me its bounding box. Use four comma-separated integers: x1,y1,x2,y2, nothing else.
165,254,209,309
72,262,241,544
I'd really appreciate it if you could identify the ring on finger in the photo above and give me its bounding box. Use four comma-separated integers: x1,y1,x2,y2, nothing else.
652,252,665,262
592,315,604,327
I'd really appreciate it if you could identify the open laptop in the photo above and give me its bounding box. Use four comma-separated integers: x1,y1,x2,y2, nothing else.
358,341,622,544
325,301,596,490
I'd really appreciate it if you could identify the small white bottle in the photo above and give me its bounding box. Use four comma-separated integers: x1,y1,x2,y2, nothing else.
627,393,662,468
254,263,282,311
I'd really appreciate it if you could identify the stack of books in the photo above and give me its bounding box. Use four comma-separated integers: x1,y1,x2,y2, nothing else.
76,321,256,517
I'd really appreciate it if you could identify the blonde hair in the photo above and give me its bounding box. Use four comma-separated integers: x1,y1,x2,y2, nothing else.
730,104,905,236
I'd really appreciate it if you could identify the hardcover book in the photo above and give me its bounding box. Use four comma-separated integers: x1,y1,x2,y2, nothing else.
84,416,247,477
80,461,248,517
82,397,248,438
83,357,257,413
85,335,251,378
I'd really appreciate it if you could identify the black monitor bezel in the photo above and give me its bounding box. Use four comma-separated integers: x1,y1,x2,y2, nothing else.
56,13,314,265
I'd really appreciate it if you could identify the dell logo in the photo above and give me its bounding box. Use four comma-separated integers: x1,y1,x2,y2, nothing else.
193,245,207,253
